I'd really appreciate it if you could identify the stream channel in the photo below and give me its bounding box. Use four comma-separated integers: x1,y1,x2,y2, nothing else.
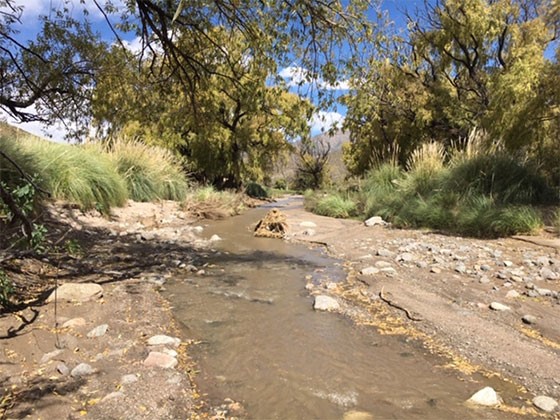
165,198,511,419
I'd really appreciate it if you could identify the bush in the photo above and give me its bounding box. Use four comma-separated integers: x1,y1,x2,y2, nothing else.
313,193,357,218
106,139,188,202
245,182,268,199
17,138,127,213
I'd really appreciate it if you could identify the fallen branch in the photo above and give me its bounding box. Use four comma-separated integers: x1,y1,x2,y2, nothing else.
379,287,423,322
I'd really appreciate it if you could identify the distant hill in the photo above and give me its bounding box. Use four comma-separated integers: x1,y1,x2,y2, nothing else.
312,129,349,152
0,121,44,141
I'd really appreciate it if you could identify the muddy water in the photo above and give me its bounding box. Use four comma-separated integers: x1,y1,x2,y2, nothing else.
166,200,508,419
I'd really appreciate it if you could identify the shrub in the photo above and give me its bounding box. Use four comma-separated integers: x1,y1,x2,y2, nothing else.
313,193,357,218
106,139,188,202
17,138,127,213
245,182,268,199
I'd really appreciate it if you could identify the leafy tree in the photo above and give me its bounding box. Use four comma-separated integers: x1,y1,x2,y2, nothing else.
344,0,560,178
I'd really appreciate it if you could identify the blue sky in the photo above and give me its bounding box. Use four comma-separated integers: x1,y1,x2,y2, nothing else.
4,0,417,140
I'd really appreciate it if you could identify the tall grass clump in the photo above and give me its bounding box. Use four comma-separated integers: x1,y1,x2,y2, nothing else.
401,142,447,196
18,138,127,213
106,138,188,202
183,185,245,217
0,136,40,185
360,163,405,219
313,193,357,218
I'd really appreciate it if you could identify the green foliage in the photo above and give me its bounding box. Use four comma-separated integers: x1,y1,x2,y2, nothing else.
308,192,357,219
105,139,188,202
16,138,127,213
0,269,13,306
245,182,268,199
183,186,246,216
64,239,83,257
444,154,555,205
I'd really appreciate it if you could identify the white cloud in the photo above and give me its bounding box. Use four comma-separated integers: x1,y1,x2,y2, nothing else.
309,110,345,135
122,36,143,54
278,66,350,91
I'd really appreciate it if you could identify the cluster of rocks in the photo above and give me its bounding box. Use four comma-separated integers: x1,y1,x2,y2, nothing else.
356,237,560,303
468,386,558,413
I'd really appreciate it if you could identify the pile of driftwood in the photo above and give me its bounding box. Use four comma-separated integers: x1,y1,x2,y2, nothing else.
254,209,288,239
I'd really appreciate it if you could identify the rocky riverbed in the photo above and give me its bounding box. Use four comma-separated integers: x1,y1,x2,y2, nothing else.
1,196,559,418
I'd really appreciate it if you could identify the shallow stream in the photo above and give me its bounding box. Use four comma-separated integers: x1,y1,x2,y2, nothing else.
165,199,511,419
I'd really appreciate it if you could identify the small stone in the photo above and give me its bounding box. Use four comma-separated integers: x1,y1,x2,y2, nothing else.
510,275,523,283
360,267,380,276
209,234,222,242
505,290,520,299
343,411,374,420
416,261,428,269
62,318,86,328
162,349,178,358
193,226,204,233
468,387,501,406
121,374,139,384
536,256,551,266
313,295,340,311
47,283,103,303
489,302,511,311
496,271,508,280
376,248,395,258
533,396,558,413
480,264,492,271
56,363,70,376
479,276,490,284
430,267,442,274
454,264,466,274
380,267,397,275
522,315,537,325
302,229,316,236
143,351,178,369
536,288,553,297
375,261,392,269
41,349,64,364
71,363,96,377
503,260,514,267
540,267,558,280
147,335,181,347
364,216,387,227
397,253,415,263
87,324,109,338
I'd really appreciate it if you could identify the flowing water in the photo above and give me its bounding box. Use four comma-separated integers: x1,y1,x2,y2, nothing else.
165,199,512,419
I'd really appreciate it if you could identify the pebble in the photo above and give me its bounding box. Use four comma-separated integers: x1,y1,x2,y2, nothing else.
540,267,558,280
467,386,501,406
377,248,395,258
343,411,374,420
121,374,139,384
480,264,492,271
397,253,415,262
375,261,392,269
209,234,222,242
533,395,558,412
430,267,442,274
503,260,514,267
479,276,490,284
521,315,537,325
454,264,466,274
313,295,340,311
71,363,96,377
87,324,109,338
41,349,64,364
62,318,86,328
536,256,551,266
364,216,387,227
489,302,511,311
360,267,380,276
143,351,178,369
536,288,552,297
147,335,181,347
192,226,204,233
505,290,520,299
56,362,70,376
102,392,124,402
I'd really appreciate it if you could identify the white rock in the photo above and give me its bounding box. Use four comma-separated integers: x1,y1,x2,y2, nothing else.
364,216,387,227
87,324,109,338
360,267,380,276
47,283,103,303
62,318,86,328
533,396,558,412
102,392,125,402
147,335,181,347
121,374,139,384
40,349,64,364
71,363,96,377
467,387,501,406
313,295,340,311
143,351,178,369
505,290,520,299
489,302,511,311
209,234,222,242
193,226,204,233
375,261,392,269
